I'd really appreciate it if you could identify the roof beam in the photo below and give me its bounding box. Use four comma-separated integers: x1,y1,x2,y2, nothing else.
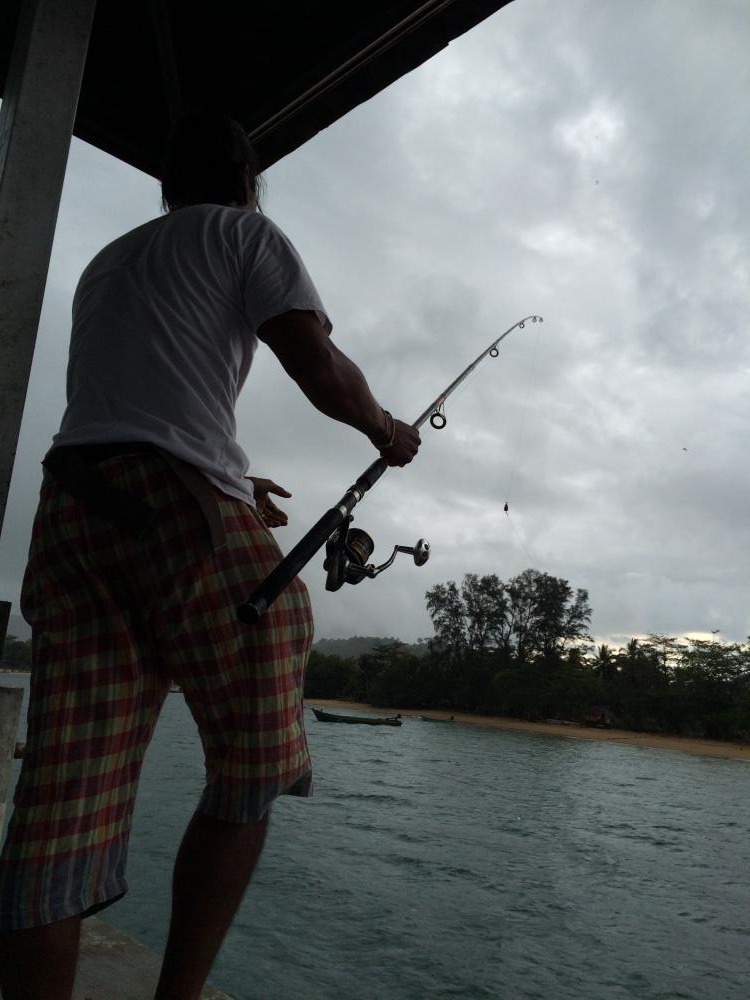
250,0,457,145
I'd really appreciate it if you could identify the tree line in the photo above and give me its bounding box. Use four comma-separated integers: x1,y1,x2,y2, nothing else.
5,570,749,741
305,569,750,742
0,635,31,671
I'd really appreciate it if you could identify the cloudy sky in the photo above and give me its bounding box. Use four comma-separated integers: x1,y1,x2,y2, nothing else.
2,0,749,647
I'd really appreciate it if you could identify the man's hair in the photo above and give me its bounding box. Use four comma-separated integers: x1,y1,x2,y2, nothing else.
161,111,263,211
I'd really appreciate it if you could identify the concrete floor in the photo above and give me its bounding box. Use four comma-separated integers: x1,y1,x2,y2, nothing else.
0,917,232,1000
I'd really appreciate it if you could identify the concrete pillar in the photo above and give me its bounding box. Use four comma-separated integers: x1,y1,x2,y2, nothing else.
0,686,23,831
0,0,97,537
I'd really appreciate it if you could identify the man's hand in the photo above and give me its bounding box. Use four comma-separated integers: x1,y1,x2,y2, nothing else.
379,418,421,467
246,477,292,527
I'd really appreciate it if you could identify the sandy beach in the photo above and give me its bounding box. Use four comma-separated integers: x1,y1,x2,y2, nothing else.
309,699,750,762
4,673,747,761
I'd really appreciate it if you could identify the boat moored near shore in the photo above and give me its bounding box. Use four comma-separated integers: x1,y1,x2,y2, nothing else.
310,706,402,727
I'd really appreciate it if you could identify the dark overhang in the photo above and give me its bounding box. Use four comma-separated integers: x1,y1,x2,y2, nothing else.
0,0,513,177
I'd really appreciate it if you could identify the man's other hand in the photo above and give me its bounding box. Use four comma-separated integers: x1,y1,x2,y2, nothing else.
246,477,291,527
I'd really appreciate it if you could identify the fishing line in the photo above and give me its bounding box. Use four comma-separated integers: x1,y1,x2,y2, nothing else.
499,321,542,572
504,316,543,507
442,319,543,571
504,507,536,568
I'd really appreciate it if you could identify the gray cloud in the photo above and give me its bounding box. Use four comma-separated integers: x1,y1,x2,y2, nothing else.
2,0,748,646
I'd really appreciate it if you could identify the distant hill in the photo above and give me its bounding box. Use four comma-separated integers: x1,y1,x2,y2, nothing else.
3,618,430,659
313,635,429,659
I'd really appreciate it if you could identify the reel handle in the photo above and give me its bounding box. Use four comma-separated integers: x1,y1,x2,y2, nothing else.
395,538,431,566
369,538,431,577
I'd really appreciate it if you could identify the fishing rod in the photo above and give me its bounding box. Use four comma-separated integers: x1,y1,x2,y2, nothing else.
237,314,542,624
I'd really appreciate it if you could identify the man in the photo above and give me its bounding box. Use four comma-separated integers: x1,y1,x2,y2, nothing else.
0,112,420,1000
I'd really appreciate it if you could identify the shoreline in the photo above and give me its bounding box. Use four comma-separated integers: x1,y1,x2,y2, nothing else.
5,672,747,761
309,699,750,762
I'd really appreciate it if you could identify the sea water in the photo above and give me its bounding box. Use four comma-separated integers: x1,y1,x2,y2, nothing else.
2,672,749,999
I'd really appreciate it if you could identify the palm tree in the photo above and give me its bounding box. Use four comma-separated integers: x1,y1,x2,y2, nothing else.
591,643,617,682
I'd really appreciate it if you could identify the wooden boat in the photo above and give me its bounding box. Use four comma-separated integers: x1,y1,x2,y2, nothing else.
420,715,454,722
311,706,402,727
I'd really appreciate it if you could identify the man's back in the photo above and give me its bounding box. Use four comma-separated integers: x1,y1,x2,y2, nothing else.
54,205,327,501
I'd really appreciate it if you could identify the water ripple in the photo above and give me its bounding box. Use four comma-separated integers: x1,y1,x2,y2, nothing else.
4,672,745,1000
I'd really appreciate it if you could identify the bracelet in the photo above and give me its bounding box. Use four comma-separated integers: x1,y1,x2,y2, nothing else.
371,409,396,450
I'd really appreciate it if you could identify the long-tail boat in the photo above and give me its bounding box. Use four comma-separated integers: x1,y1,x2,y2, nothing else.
310,706,402,727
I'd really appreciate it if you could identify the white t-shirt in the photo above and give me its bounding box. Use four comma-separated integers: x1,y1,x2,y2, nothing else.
51,205,331,505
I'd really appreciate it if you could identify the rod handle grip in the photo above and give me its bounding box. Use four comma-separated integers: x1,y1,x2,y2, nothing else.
237,597,267,625
236,506,345,624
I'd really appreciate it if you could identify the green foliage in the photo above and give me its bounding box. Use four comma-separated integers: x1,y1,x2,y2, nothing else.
369,649,433,709
313,636,428,659
425,581,467,661
304,651,362,700
303,569,750,745
1,634,32,670
667,639,750,739
425,569,591,668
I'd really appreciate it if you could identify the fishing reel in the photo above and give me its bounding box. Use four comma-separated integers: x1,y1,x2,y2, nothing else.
324,516,430,592
237,314,542,623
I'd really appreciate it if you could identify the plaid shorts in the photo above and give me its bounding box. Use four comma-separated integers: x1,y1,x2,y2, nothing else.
0,452,313,931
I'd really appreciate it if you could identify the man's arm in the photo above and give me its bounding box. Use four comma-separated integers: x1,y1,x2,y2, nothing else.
257,310,420,467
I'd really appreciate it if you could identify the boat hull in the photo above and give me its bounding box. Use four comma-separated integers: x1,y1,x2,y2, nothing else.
311,707,402,726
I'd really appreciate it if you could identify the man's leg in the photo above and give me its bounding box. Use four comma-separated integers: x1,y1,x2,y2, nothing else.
154,809,269,1000
0,915,82,1000
151,491,313,999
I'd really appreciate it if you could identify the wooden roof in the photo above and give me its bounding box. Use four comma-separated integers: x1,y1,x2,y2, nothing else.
0,0,513,176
